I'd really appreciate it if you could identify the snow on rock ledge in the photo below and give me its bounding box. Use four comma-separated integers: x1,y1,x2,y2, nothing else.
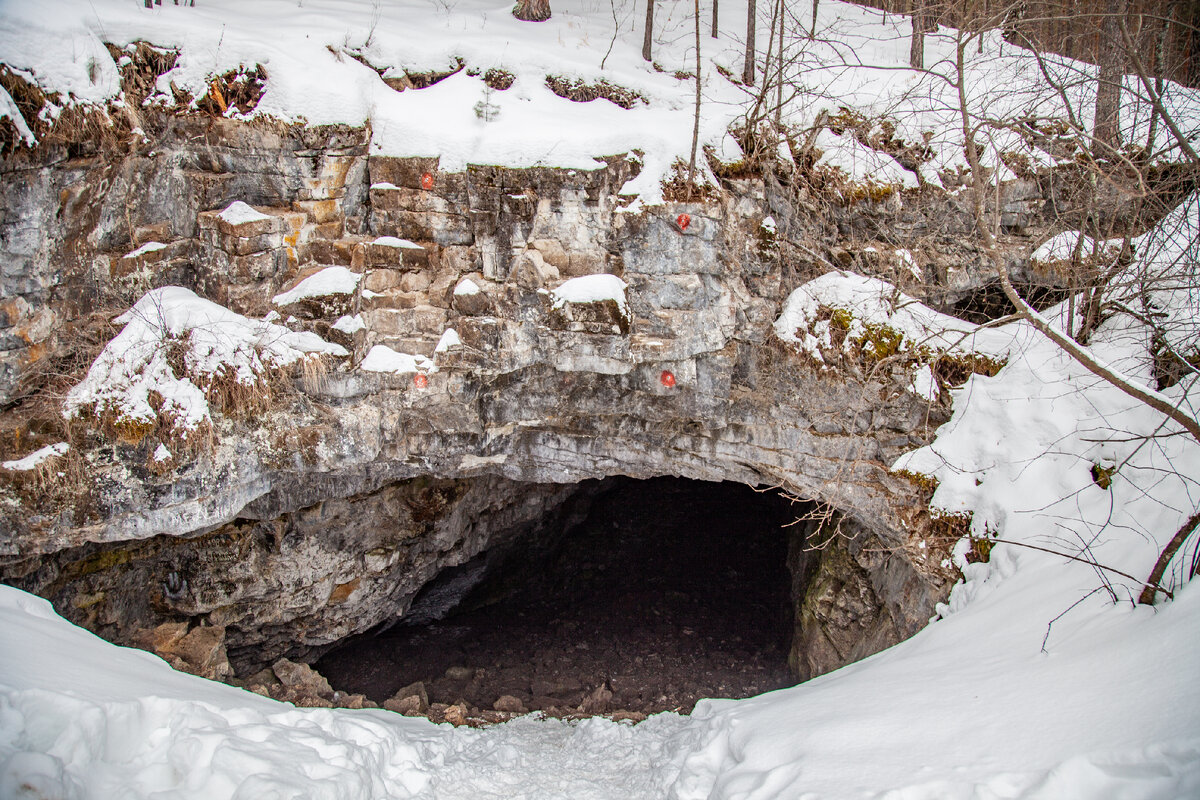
550,274,629,318
360,345,435,375
272,266,363,306
65,287,348,437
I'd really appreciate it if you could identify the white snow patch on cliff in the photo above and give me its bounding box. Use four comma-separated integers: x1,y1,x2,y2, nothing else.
1,442,69,471
272,266,362,306
217,200,271,226
359,345,434,375
65,287,347,434
550,274,629,317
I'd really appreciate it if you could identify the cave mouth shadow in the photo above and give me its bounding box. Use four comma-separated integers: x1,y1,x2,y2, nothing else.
317,475,805,720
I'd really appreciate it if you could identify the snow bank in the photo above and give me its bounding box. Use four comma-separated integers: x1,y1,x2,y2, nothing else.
1031,230,1123,266
435,328,461,353
332,313,366,334
65,287,348,434
0,585,697,800
373,236,424,250
123,241,167,259
454,278,481,297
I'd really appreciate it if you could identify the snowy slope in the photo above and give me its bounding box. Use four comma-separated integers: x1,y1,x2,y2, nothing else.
2,0,1197,207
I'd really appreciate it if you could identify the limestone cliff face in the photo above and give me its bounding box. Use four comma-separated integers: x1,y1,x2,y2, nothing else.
0,115,1050,678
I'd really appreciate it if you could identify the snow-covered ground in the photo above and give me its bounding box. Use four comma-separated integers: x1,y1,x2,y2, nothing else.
3,0,1198,207
3,0,1200,797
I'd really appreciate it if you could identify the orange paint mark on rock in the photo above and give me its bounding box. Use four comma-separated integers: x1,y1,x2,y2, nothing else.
660,370,676,388
676,213,691,231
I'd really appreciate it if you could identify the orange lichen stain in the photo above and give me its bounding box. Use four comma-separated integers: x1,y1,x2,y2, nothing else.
328,578,361,604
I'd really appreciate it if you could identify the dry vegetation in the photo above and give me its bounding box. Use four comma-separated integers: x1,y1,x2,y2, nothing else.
544,76,646,110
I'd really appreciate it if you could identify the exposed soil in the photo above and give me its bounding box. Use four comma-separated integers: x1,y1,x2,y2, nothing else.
317,477,799,723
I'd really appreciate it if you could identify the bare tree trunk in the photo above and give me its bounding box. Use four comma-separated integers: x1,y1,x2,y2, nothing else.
1092,0,1125,155
743,0,756,85
775,0,784,126
513,0,552,22
1138,511,1200,605
810,0,819,38
688,0,702,199
712,0,718,38
643,0,655,62
909,0,933,69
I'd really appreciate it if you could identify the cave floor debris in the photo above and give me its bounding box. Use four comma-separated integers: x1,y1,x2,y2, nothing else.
317,478,799,723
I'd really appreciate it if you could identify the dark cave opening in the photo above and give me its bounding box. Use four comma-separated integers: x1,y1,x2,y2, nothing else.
316,476,802,720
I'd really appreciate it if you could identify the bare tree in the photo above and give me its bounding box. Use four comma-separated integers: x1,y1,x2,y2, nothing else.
1092,0,1128,155
744,0,757,85
909,0,935,69
687,0,702,197
643,0,655,62
712,0,719,38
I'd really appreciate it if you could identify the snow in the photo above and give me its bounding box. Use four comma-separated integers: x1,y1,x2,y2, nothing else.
1,442,68,471
1031,230,1124,266
332,313,367,334
550,274,629,318
216,201,271,226
435,328,462,353
908,363,938,401
454,278,481,297
373,236,424,250
773,270,1015,363
895,247,921,279
5,0,1194,207
122,241,167,259
65,287,348,434
152,443,172,462
359,345,434,375
272,266,362,306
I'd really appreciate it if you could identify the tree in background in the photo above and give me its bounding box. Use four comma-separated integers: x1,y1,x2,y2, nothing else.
743,0,757,85
1091,0,1127,156
643,0,655,61
513,0,551,22
909,0,935,68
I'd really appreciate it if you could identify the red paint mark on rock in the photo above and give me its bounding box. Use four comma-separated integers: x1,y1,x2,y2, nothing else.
421,172,435,190
676,213,691,231
413,373,428,389
660,370,676,388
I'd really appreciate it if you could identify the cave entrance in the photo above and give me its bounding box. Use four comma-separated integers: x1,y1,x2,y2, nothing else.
316,476,801,721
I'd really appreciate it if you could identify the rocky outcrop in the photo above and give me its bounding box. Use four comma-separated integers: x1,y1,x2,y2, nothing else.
0,112,1092,682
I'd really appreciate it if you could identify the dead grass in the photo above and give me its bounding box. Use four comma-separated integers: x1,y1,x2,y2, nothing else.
659,160,720,203
104,41,180,101
194,65,268,117
545,76,646,109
